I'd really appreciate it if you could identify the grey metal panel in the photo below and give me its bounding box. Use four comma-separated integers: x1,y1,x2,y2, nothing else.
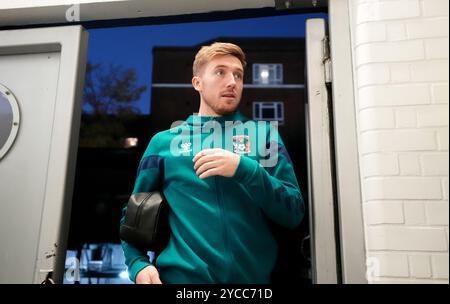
0,25,88,283
328,0,368,283
305,18,338,284
0,51,61,283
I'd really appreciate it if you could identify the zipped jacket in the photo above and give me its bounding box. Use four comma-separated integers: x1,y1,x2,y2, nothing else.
120,111,304,283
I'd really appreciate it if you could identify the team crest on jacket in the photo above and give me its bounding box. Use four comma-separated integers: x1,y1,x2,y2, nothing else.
232,135,251,154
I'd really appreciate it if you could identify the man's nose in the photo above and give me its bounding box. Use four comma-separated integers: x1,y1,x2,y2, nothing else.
226,73,236,87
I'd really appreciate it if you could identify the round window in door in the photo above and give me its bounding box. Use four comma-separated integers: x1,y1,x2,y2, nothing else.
0,83,20,160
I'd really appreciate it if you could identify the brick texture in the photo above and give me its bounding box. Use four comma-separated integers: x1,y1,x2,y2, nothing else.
351,0,449,283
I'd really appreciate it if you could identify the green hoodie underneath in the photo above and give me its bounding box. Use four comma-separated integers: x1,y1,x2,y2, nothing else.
120,111,304,283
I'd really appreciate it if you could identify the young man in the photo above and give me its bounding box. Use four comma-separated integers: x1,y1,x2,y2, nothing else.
120,42,304,284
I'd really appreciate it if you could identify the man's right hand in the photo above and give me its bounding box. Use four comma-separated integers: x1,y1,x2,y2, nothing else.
135,265,162,284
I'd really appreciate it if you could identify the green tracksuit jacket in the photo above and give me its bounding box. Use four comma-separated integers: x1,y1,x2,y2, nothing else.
120,111,304,283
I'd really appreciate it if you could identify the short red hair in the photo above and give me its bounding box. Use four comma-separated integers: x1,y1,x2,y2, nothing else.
193,42,246,76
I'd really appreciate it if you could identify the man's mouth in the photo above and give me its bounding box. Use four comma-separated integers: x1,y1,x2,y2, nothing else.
221,93,236,98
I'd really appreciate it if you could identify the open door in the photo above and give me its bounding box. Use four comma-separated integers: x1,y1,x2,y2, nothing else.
0,26,88,283
305,18,339,283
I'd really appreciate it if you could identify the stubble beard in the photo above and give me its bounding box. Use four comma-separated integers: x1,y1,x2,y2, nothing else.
205,97,240,116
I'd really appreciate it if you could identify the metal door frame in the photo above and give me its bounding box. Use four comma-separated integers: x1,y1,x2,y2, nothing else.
328,0,367,283
306,18,339,284
306,0,368,284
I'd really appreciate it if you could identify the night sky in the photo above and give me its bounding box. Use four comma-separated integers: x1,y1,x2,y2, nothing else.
86,12,327,114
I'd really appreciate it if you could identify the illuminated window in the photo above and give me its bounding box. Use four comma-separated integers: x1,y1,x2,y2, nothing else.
252,64,283,85
123,137,138,148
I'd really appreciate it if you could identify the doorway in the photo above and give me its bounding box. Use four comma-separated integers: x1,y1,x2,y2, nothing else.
65,11,328,284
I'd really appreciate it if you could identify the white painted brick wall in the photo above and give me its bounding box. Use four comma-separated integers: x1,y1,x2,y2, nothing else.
355,22,386,44
367,226,447,251
356,40,424,66
421,0,449,17
364,201,404,224
362,153,399,176
358,64,390,86
410,60,449,82
360,108,395,131
364,177,442,200
399,153,420,175
443,178,449,200
421,154,449,176
409,254,432,278
426,201,449,225
359,85,430,109
390,63,411,82
432,84,449,104
437,128,449,150
360,130,437,154
356,1,421,23
425,38,449,59
431,254,449,279
404,201,427,225
417,106,449,127
406,19,448,39
387,23,408,41
368,253,410,278
350,0,449,283
395,109,417,128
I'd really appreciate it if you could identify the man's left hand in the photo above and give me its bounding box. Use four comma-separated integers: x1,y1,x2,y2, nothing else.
193,148,240,179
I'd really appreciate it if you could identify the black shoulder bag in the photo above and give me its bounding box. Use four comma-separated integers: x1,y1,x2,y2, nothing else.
119,192,170,253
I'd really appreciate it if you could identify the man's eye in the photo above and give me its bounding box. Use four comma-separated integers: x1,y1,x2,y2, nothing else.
234,73,243,80
216,70,224,76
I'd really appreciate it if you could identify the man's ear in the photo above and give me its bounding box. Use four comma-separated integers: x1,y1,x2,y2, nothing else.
192,76,202,92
